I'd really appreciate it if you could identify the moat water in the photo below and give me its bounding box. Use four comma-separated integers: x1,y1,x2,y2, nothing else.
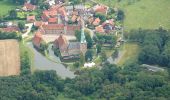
26,42,75,79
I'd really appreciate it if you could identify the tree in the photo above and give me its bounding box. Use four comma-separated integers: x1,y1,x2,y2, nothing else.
112,49,119,60
12,0,26,5
69,0,81,9
116,9,124,21
18,21,25,31
101,51,107,62
94,13,106,23
73,62,80,68
96,44,102,54
80,53,85,66
21,51,31,75
40,3,50,10
75,30,81,42
139,44,160,64
30,0,44,5
110,36,117,48
9,10,17,19
39,41,48,54
85,50,93,62
0,15,3,22
85,32,93,49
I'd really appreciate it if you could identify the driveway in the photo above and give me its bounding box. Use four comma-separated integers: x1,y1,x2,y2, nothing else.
22,23,33,38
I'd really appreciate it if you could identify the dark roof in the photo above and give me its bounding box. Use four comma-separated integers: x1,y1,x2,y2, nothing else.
0,26,19,32
68,42,80,50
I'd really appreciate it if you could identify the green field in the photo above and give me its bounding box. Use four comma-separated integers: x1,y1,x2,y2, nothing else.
124,0,170,30
96,0,170,30
0,0,18,16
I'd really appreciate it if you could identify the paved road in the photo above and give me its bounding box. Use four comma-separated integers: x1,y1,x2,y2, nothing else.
22,23,33,38
141,64,165,72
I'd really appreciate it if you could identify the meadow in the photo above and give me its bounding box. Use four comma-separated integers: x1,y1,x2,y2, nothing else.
96,0,170,30
0,0,18,16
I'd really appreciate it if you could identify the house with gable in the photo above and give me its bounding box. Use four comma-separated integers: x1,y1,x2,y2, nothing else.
93,4,108,15
23,3,36,11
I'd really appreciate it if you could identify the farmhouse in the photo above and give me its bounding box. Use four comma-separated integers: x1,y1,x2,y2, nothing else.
93,4,108,15
0,39,20,76
23,3,36,11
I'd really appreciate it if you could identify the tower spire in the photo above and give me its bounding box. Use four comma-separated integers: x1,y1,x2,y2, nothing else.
80,17,86,43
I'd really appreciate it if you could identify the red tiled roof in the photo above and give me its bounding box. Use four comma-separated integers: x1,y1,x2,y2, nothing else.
95,25,104,33
54,34,68,50
50,4,62,10
33,31,42,47
0,26,19,32
93,18,101,26
24,3,36,11
34,21,43,27
94,5,108,14
42,24,64,30
66,25,81,31
27,16,36,22
48,17,57,23
72,10,79,15
71,15,77,22
58,6,67,16
34,21,48,27
43,10,58,18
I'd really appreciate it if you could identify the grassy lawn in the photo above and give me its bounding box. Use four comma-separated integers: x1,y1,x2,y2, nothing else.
117,42,140,65
0,0,18,16
95,0,170,30
17,11,38,19
124,0,170,31
102,47,115,57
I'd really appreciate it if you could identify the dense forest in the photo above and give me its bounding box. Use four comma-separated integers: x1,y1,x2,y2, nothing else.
0,62,170,100
126,28,170,67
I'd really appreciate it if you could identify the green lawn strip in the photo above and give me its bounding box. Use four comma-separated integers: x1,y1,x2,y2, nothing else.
19,41,35,72
17,11,38,19
117,42,140,65
102,47,114,57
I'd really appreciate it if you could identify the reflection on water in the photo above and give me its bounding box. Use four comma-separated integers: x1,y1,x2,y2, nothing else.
27,42,75,79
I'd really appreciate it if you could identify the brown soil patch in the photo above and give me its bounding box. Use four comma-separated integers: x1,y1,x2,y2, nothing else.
0,39,20,76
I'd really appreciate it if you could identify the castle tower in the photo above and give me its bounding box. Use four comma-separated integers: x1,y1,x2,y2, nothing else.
80,17,87,54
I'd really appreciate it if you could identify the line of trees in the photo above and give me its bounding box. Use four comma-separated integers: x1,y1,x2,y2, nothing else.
126,28,170,67
1,62,170,100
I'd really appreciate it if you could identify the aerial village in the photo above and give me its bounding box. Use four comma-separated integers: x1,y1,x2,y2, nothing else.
0,0,124,76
